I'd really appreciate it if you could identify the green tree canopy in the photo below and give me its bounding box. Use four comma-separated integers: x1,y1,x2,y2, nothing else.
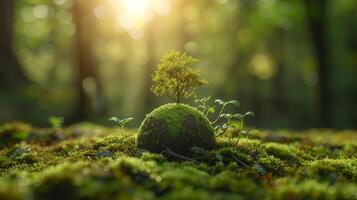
151,51,208,103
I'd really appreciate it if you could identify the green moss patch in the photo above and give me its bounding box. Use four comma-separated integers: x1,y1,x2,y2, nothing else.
137,103,216,155
0,123,357,199
144,103,212,136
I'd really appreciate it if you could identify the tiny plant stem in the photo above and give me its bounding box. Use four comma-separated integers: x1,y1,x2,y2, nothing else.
176,89,181,103
203,101,207,115
235,118,245,146
212,105,226,124
204,102,210,116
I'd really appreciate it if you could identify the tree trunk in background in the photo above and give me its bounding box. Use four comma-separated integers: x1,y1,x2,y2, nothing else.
69,0,107,122
0,0,29,89
273,60,286,111
304,0,331,127
141,20,157,115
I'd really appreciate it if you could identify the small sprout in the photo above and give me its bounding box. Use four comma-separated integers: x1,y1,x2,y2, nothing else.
207,107,215,114
196,97,254,143
214,125,221,132
234,111,254,145
232,113,244,119
212,99,240,124
195,96,215,117
195,96,211,104
48,116,64,130
109,117,134,130
244,111,255,117
214,99,224,105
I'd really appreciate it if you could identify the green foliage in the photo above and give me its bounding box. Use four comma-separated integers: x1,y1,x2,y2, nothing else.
195,96,215,116
4,0,357,129
48,116,64,130
151,51,208,103
109,117,134,129
195,97,254,143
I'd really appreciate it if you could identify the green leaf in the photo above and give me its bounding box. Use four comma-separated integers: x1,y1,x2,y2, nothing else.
214,125,222,131
214,99,224,105
222,124,234,129
49,116,64,129
244,111,254,117
219,113,228,118
121,117,134,124
109,117,120,124
208,107,215,113
232,114,244,119
228,100,240,108
198,105,205,110
224,114,233,119
248,129,260,134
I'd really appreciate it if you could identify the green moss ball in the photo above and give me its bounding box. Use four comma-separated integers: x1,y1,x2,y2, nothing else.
137,103,216,155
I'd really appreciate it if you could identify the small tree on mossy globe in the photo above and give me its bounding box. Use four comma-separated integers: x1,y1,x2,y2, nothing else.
137,51,216,157
151,51,208,103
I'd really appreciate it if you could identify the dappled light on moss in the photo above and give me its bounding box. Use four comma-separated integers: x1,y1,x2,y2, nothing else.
0,123,357,199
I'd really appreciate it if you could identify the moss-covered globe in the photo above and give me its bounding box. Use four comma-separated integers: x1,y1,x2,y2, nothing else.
137,103,216,155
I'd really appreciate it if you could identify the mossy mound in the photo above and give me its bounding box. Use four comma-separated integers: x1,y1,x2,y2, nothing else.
137,103,216,155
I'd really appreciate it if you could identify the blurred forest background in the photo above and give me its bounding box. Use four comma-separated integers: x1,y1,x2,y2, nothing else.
0,0,356,129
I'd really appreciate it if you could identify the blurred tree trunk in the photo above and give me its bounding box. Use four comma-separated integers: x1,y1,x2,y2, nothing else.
142,21,157,114
69,0,107,122
270,30,289,122
0,0,29,89
304,0,331,127
273,60,286,111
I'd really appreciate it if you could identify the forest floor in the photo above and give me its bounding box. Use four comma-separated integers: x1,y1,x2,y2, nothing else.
0,122,356,200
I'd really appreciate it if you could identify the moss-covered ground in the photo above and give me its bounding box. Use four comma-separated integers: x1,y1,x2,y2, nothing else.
0,122,357,200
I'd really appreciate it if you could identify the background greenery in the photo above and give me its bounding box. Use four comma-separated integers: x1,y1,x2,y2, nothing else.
0,0,356,129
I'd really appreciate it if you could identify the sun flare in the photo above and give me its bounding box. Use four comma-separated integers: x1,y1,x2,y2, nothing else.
121,0,151,16
109,0,171,39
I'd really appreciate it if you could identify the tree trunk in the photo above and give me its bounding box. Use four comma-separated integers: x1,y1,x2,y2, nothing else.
142,19,157,115
304,0,331,127
0,0,29,90
69,0,107,122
